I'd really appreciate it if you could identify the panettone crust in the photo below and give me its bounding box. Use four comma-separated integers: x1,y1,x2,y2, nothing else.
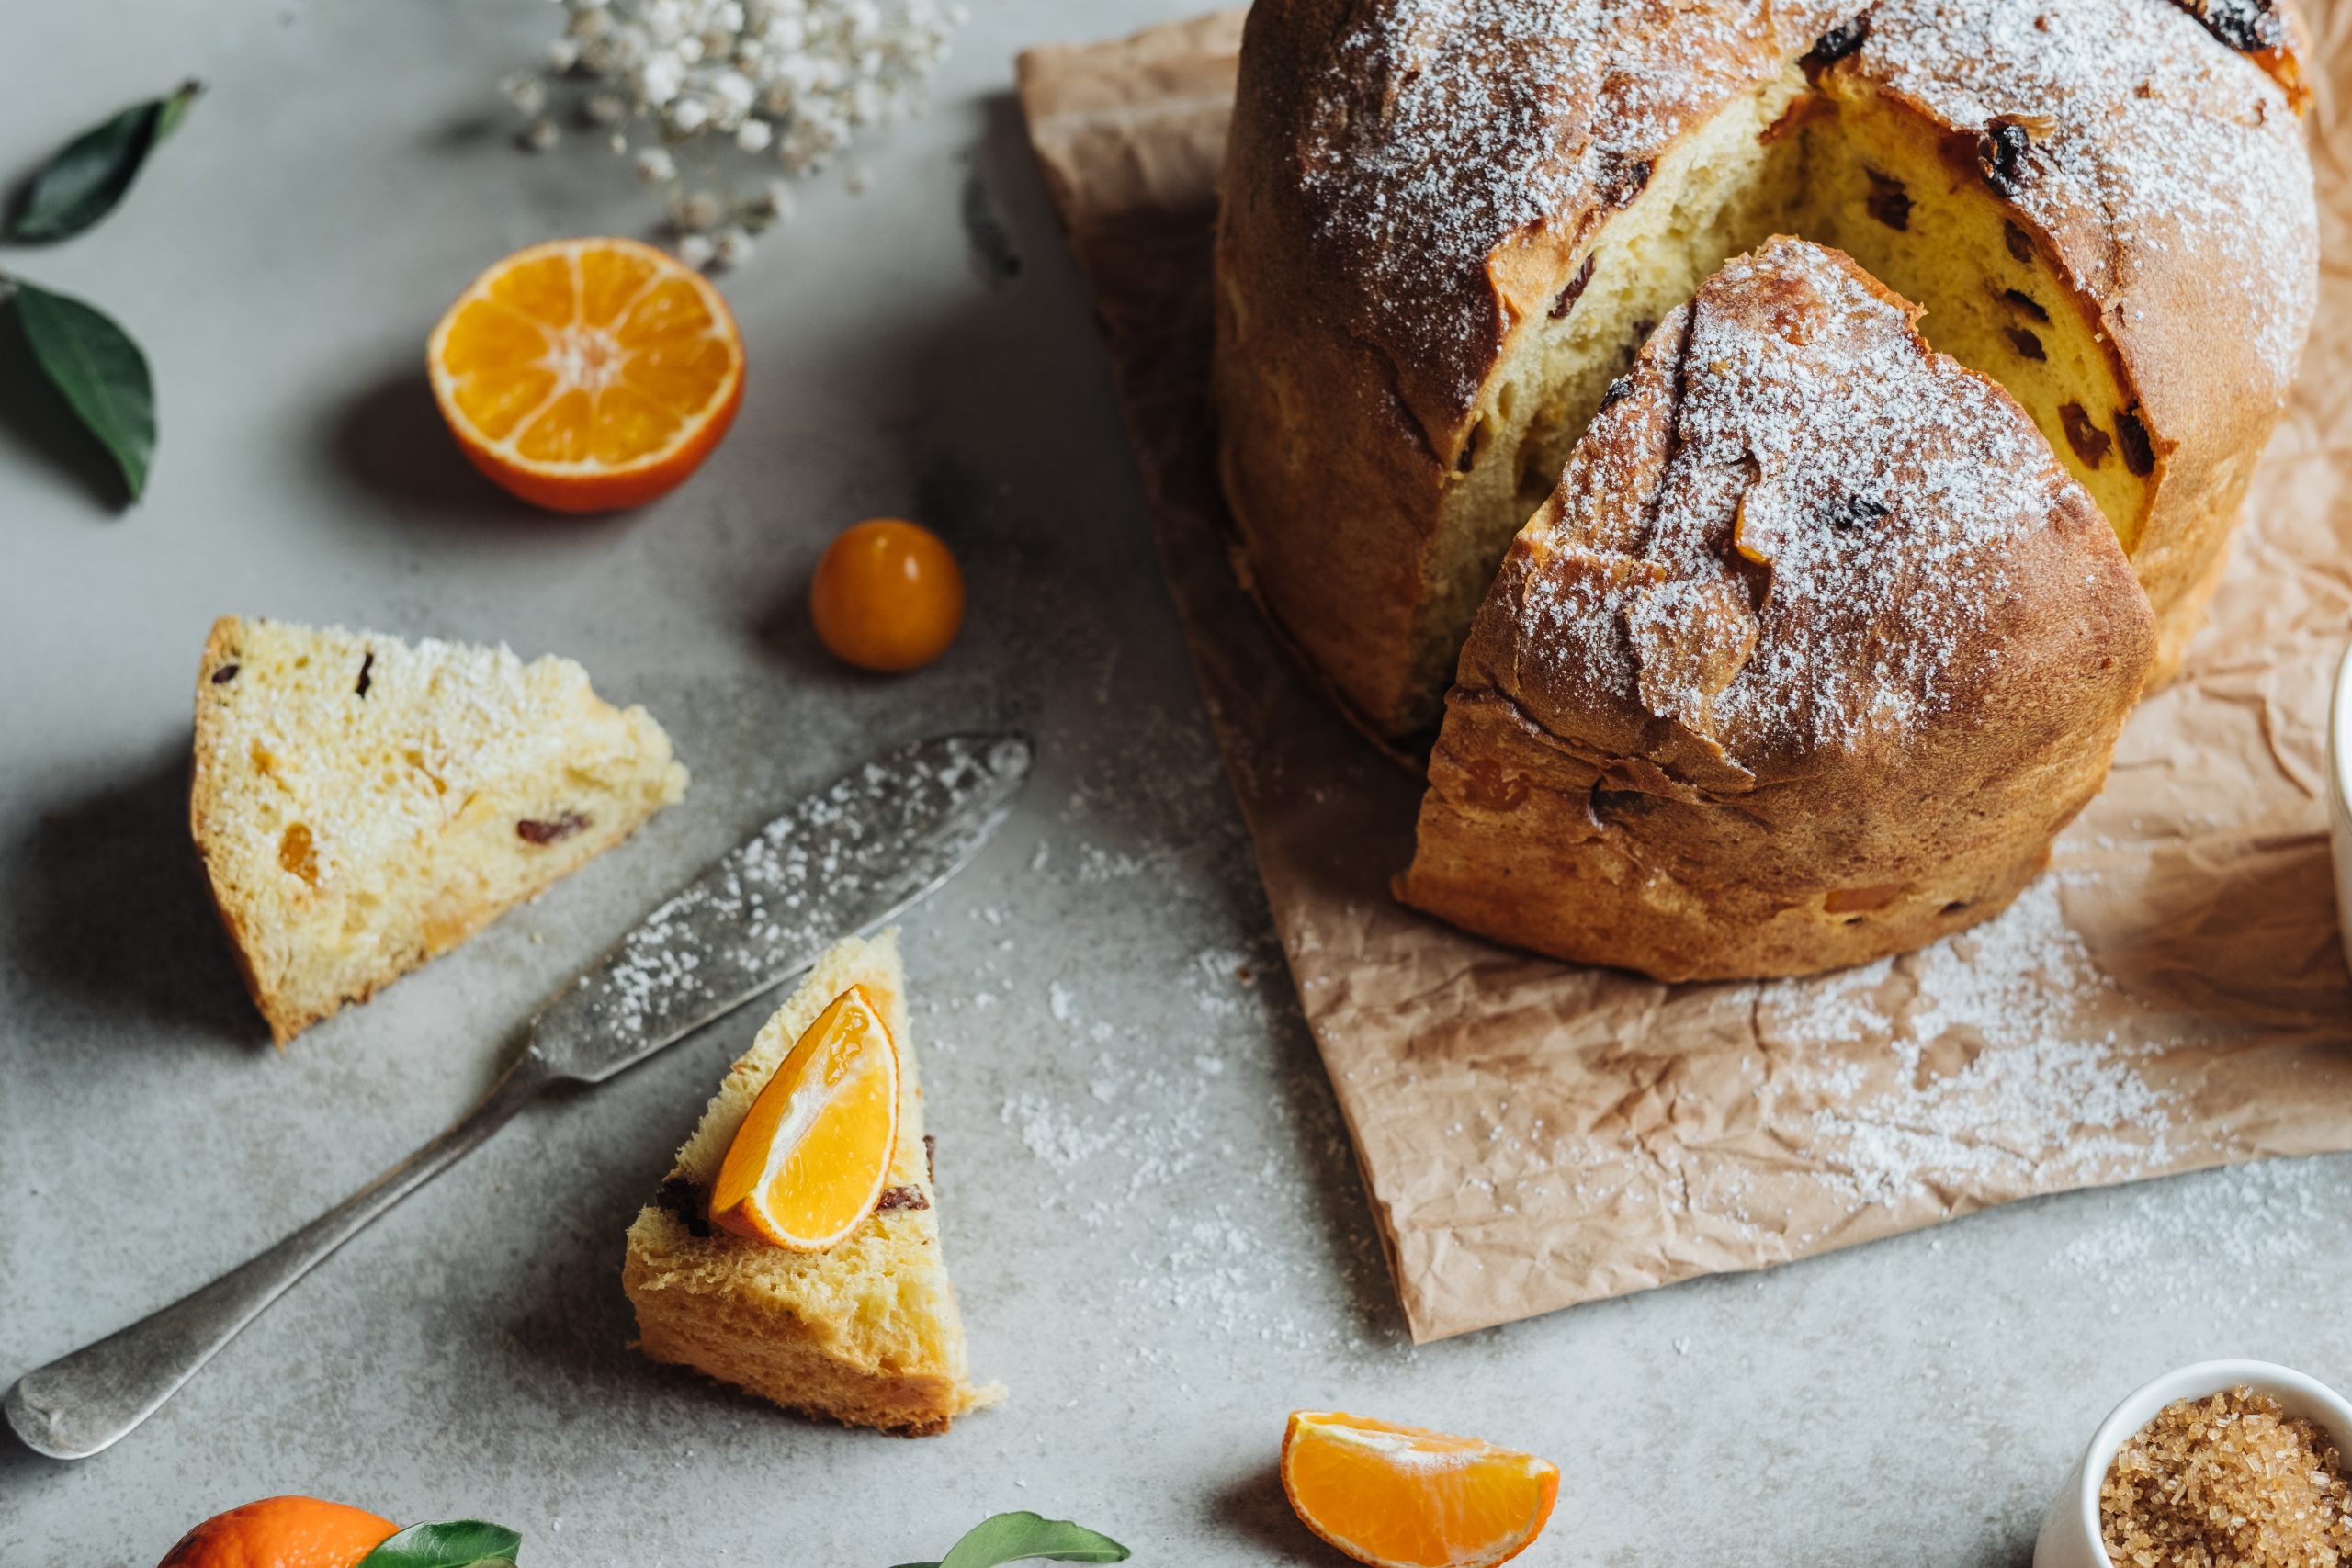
1213,0,2316,739
1395,241,2157,980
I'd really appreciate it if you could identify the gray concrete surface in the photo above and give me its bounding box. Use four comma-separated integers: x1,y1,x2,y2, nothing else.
5,3,2350,1563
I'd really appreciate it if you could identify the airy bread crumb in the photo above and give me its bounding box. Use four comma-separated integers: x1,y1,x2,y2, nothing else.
189,615,687,1043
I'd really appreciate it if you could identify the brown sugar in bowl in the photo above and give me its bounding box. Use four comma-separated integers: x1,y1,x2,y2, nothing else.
2034,1360,2352,1568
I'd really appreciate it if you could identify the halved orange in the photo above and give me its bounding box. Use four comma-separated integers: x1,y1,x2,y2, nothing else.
708,985,899,1249
426,236,743,513
1281,1411,1560,1568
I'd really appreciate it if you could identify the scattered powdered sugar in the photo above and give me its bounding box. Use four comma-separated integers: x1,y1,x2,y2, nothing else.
1519,238,2070,760
906,707,1402,1358
1757,879,2178,1208
2052,1156,2350,1310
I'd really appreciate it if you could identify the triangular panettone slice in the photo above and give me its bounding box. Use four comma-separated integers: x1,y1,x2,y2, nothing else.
622,931,999,1436
190,615,687,1044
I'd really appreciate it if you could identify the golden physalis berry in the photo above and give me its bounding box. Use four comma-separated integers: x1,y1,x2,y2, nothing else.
426,236,744,513
809,518,966,672
1279,1411,1560,1568
156,1495,397,1568
708,985,900,1250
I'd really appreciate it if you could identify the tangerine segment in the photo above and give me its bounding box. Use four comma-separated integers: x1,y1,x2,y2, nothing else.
426,237,743,514
156,1495,397,1568
708,986,900,1250
1280,1411,1560,1568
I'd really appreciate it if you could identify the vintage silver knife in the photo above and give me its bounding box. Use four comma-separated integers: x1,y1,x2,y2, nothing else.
5,730,1032,1460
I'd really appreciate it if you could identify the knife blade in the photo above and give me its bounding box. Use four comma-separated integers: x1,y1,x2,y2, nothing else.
4,729,1033,1459
528,729,1032,1083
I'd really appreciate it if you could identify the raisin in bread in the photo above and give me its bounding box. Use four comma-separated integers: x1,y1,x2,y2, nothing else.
622,931,1000,1436
190,616,687,1043
1396,239,2154,980
1213,0,2314,739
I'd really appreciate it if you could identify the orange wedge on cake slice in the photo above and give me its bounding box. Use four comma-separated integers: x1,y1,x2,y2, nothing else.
707,985,899,1249
621,931,999,1435
1282,1411,1561,1568
427,236,743,513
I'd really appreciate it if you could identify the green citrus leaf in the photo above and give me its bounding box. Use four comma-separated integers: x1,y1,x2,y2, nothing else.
11,280,153,498
7,81,201,243
926,1512,1130,1568
354,1519,522,1568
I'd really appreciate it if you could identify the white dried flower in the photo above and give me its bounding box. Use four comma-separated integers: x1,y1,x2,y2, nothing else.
708,69,756,114
673,188,726,231
501,72,550,116
676,231,716,268
710,226,753,268
639,50,684,104
509,0,965,266
520,117,561,152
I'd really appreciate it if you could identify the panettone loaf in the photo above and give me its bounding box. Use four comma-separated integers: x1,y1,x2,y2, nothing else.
1395,239,2155,980
190,616,687,1043
1213,0,2316,739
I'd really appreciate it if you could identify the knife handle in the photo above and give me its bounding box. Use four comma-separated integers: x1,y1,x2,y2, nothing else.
4,1055,554,1460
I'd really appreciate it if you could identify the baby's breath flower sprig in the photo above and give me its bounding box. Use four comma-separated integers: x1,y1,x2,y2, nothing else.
503,0,967,271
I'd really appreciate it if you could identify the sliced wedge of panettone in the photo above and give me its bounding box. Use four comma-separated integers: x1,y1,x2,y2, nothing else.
190,615,687,1043
623,931,999,1436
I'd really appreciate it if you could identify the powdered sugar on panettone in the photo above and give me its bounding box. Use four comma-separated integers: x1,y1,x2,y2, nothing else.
1515,239,2067,761
1850,0,2318,385
1295,0,1838,407
1291,0,2313,404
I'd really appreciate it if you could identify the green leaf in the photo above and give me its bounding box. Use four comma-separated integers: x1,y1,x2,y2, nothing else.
354,1519,523,1568
7,81,201,243
896,1512,1129,1568
10,279,153,498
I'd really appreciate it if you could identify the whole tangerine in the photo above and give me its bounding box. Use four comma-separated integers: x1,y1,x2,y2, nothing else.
809,518,966,672
156,1495,396,1568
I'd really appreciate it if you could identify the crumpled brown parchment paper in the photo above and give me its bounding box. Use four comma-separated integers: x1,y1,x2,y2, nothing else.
1015,6,2352,1344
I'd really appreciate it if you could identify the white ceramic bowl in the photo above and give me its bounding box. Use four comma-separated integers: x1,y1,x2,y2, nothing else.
2333,644,2352,979
2032,1359,2352,1568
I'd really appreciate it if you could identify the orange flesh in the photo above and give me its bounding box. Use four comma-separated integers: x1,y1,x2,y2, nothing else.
428,237,742,513
1281,1411,1561,1568
708,986,899,1250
